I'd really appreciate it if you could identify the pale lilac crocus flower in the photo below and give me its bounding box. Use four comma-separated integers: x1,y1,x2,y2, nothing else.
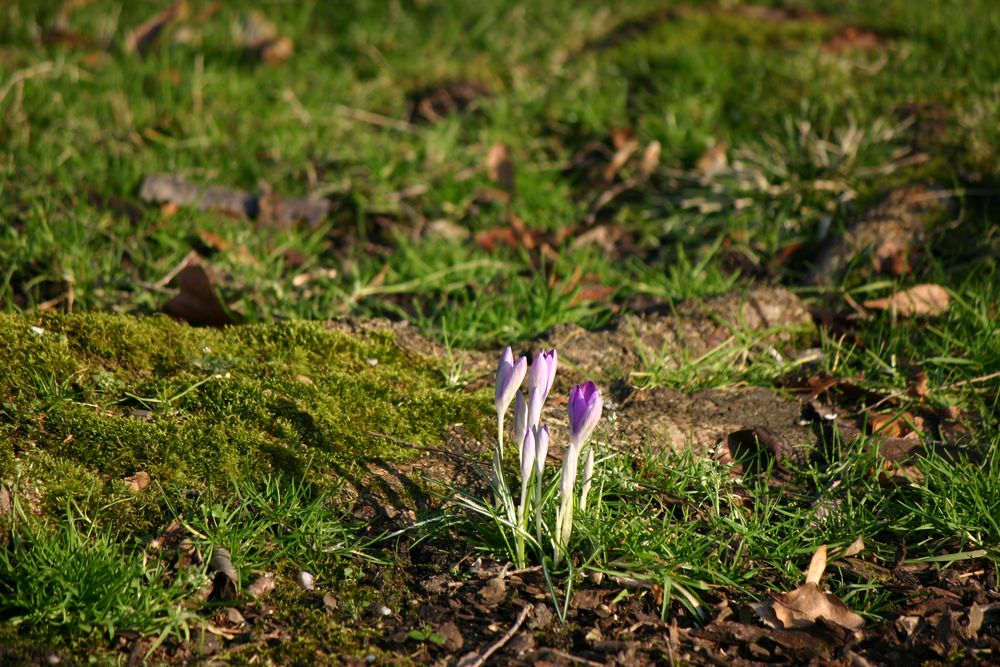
556,381,602,563
493,347,526,513
513,391,527,468
526,349,557,430
533,424,549,542
571,381,602,512
515,427,537,567
495,346,528,429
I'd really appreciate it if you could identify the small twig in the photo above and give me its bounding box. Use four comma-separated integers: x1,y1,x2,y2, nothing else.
334,104,418,133
584,176,638,225
153,250,201,289
459,603,532,667
366,431,472,464
1,61,68,105
942,370,1000,390
539,648,604,666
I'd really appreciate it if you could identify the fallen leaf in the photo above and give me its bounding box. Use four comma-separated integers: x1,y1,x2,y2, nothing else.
140,173,329,228
126,0,187,55
911,369,930,398
755,545,865,632
194,229,231,253
868,412,906,438
247,572,276,600
833,537,865,559
603,136,640,182
435,621,464,651
822,26,884,54
486,143,516,197
717,427,785,475
864,284,949,317
258,36,293,65
407,80,491,123
0,486,12,529
570,589,607,610
640,140,661,178
124,471,150,492
237,10,293,64
161,260,238,327
148,518,188,551
479,576,507,606
208,546,239,599
423,219,470,241
696,141,728,177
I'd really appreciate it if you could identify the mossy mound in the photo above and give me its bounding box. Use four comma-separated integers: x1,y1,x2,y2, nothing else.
0,313,489,534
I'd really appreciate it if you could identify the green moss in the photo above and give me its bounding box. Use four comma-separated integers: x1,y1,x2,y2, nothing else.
0,313,489,534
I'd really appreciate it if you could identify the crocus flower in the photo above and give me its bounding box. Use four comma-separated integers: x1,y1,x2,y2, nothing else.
513,391,527,467
495,347,528,421
526,349,557,429
516,428,537,567
534,424,549,479
568,381,602,449
533,425,549,542
520,429,536,501
556,381,603,563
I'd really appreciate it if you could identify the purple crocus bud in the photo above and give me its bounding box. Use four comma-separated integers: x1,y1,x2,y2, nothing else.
526,349,557,428
568,381,602,449
534,425,549,478
495,346,528,418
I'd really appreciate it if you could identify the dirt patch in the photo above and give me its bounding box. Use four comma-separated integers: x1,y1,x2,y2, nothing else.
547,285,813,384
807,184,956,285
613,386,813,463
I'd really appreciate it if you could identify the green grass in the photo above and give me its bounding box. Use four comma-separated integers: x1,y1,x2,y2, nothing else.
0,500,205,646
2,0,1000,661
449,421,1000,623
3,0,998,346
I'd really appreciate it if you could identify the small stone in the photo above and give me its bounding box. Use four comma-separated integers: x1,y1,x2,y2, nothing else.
479,576,507,606
436,621,464,651
322,593,338,612
124,471,150,492
297,571,315,591
369,602,392,617
224,607,245,625
247,572,276,600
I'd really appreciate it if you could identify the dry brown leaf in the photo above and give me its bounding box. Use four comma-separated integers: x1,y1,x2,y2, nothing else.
603,137,640,182
194,228,230,252
869,413,905,438
0,486,12,527
755,545,865,632
407,80,491,123
258,36,293,65
126,0,187,55
911,369,930,398
640,140,661,178
479,576,507,606
247,572,276,600
822,26,884,54
208,546,239,599
486,143,516,196
863,283,950,317
140,174,329,228
124,471,150,492
696,141,728,177
161,260,239,327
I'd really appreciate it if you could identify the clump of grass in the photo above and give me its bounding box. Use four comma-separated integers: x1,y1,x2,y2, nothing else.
0,500,205,646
